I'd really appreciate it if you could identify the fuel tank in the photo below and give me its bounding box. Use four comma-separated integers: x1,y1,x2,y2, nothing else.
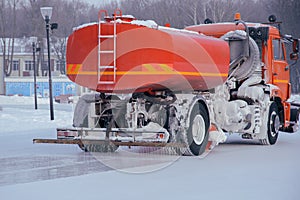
66,16,230,93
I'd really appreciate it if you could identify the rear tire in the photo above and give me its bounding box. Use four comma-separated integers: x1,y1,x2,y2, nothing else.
186,103,209,156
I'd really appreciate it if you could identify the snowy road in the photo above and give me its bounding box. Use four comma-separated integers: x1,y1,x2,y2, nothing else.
0,96,299,200
0,129,112,186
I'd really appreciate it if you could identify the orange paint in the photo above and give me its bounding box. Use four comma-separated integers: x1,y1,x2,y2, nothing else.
66,20,230,93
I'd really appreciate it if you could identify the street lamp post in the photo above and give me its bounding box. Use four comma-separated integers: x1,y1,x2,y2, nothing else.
41,7,54,120
32,41,39,110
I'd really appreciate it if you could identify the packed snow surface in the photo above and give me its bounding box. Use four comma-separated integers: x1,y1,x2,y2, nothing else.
0,95,299,200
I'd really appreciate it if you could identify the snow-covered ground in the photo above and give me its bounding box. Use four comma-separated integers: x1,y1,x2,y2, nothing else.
0,95,299,200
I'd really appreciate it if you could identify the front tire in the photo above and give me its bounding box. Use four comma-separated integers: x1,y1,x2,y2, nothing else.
186,103,209,156
260,102,280,145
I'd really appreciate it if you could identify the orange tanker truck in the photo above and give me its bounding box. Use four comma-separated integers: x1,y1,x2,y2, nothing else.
34,10,300,156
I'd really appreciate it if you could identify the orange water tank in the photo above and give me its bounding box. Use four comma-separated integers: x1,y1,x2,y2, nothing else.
66,14,230,93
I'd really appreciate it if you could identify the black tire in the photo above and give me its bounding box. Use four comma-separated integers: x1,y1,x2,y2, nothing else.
281,108,300,133
261,102,280,145
186,103,209,156
290,107,300,122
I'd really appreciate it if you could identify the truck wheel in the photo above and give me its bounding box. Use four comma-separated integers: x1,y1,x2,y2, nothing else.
186,103,209,156
260,102,280,145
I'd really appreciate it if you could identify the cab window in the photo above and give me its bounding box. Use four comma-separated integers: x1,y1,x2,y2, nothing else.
273,39,285,60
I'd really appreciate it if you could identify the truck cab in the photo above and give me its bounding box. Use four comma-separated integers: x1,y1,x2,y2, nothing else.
186,16,299,133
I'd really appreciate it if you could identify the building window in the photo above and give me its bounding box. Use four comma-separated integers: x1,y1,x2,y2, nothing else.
12,60,20,71
25,60,34,71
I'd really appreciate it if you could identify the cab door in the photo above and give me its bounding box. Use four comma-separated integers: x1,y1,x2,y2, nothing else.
272,38,290,101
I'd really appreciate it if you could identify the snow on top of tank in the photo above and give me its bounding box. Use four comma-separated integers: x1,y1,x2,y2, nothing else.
113,18,159,29
126,19,199,35
120,14,135,19
158,26,199,35
73,22,97,31
130,20,158,29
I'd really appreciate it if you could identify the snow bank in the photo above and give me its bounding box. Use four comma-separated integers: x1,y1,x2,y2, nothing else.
0,96,74,134
288,94,300,103
0,95,49,105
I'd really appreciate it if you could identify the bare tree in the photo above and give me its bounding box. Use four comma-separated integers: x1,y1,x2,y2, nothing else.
184,0,201,25
17,0,48,76
49,0,99,75
201,0,237,23
51,37,66,74
8,0,19,77
0,0,6,94
263,0,300,37
0,0,19,77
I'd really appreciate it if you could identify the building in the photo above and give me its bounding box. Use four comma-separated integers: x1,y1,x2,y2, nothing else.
0,37,87,97
0,37,64,78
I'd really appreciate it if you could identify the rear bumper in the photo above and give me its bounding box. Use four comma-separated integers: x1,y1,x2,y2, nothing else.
56,124,170,143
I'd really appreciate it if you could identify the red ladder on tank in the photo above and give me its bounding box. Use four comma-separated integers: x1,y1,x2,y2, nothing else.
98,9,122,84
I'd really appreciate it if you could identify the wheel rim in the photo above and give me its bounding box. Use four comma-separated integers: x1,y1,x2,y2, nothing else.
192,115,206,145
270,111,280,137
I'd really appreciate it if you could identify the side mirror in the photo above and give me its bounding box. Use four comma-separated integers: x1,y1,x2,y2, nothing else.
293,39,299,53
290,52,298,61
